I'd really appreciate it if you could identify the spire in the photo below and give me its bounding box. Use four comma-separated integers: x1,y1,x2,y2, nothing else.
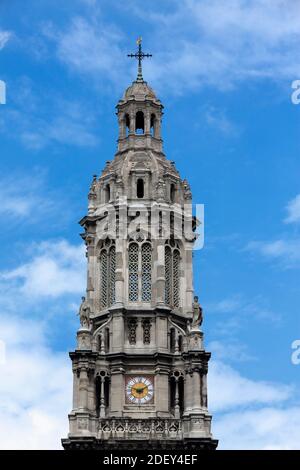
127,37,152,82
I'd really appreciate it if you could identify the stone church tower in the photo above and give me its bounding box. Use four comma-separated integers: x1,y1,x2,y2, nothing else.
62,41,217,451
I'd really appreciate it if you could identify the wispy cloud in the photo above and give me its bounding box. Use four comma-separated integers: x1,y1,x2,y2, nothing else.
0,170,58,220
120,0,300,94
214,407,300,450
0,77,99,150
208,340,256,363
245,194,300,267
284,194,300,224
209,360,292,413
0,30,11,49
246,239,300,266
209,359,300,449
204,106,240,137
1,239,85,299
33,0,300,96
207,293,282,334
42,17,127,90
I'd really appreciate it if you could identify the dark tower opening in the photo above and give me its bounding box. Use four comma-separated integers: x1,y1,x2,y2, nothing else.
135,111,144,134
125,113,130,136
137,178,144,198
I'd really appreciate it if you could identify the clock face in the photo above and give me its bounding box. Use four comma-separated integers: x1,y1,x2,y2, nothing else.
125,376,154,404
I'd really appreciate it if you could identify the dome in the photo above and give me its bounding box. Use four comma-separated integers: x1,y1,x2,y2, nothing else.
119,80,161,105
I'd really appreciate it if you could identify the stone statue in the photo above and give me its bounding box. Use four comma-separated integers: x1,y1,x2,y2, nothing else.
183,179,192,200
78,296,91,328
156,178,166,201
192,295,203,328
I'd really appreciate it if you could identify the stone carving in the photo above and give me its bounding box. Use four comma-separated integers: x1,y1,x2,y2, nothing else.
98,418,181,439
78,296,91,329
156,178,166,201
128,318,137,344
192,296,203,328
183,178,192,200
142,318,151,344
77,417,88,430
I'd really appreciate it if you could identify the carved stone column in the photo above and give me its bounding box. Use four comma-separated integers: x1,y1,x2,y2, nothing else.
78,367,89,410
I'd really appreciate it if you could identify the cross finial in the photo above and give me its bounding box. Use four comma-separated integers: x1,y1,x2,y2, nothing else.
127,37,152,82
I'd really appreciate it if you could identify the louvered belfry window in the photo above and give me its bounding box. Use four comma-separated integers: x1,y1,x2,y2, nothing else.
99,239,116,308
128,240,152,302
165,240,180,308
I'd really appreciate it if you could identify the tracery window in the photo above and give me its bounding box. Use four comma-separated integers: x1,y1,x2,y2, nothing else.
99,238,116,309
128,239,152,302
165,239,181,308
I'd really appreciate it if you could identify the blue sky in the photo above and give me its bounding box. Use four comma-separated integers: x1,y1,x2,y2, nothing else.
1,0,300,449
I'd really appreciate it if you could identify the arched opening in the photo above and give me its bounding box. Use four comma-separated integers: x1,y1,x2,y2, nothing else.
125,113,130,137
170,183,176,203
137,178,144,198
104,184,110,203
150,113,156,136
135,111,144,134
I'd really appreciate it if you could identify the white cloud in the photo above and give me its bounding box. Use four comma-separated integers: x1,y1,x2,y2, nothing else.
284,194,300,224
118,0,300,94
246,239,300,265
209,360,291,413
0,77,99,150
1,239,85,299
204,106,239,136
206,294,281,333
209,360,300,449
0,170,57,219
208,340,256,363
0,315,71,450
42,17,127,90
214,407,300,450
0,30,11,50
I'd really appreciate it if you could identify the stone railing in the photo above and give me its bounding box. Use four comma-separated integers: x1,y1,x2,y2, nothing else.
98,417,182,440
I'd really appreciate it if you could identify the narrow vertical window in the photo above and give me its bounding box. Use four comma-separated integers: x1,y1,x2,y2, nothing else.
137,179,144,198
125,113,130,136
104,184,110,203
109,246,116,306
150,113,156,136
128,243,139,301
100,250,108,308
135,111,144,134
170,328,175,353
173,249,180,307
165,241,181,308
170,183,176,203
99,240,116,309
105,328,110,352
165,246,172,305
141,243,152,301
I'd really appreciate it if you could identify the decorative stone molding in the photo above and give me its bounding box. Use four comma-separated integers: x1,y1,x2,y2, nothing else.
127,318,137,344
142,318,152,344
98,418,182,440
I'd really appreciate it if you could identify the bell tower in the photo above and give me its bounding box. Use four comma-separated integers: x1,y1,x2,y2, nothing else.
62,39,218,451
